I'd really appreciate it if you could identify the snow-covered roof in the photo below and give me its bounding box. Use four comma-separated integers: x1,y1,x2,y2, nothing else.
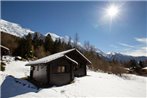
142,67,147,70
124,68,130,71
26,48,91,66
26,49,77,66
0,45,10,50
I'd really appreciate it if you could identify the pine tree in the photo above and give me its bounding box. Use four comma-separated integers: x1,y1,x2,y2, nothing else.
34,45,46,58
52,38,62,53
139,61,144,68
19,38,26,57
33,32,40,49
25,33,34,58
44,34,53,53
129,59,137,69
67,37,72,49
74,33,79,48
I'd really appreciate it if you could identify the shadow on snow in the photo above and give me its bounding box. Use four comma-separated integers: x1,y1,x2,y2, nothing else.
1,75,39,98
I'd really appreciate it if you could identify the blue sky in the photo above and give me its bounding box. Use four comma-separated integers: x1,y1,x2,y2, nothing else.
1,1,147,56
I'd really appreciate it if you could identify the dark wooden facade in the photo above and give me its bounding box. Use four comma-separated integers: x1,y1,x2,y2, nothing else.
26,48,91,87
66,50,89,77
30,57,75,86
0,45,10,56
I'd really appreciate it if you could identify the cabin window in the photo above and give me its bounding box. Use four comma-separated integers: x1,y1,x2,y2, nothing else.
57,66,65,73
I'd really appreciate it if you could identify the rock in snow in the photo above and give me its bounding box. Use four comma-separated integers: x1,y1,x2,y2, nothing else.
0,59,146,97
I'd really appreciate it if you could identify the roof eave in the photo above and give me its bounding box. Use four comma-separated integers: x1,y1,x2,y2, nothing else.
25,62,46,66
75,49,92,64
64,55,78,65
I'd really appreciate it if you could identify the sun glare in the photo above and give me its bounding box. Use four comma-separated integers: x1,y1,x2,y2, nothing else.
106,5,119,19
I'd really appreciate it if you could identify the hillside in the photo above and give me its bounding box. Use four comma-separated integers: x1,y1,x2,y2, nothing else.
0,57,146,97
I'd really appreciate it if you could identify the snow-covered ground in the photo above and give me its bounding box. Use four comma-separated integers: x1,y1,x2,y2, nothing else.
4,61,30,78
0,59,147,98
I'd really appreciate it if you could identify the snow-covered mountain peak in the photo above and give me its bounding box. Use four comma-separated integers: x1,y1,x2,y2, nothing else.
107,52,134,57
96,48,107,57
45,32,63,41
0,19,34,37
107,52,120,55
45,32,74,44
45,32,60,38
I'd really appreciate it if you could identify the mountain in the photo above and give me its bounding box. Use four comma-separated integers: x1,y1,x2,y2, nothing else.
0,19,77,45
96,49,107,57
106,52,147,62
134,56,147,62
42,33,147,62
45,32,69,42
45,32,81,46
45,32,61,41
1,19,147,62
45,32,75,43
106,52,134,62
0,19,34,37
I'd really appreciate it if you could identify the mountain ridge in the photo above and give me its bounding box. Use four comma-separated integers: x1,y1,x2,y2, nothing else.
0,19,146,62
0,19,34,37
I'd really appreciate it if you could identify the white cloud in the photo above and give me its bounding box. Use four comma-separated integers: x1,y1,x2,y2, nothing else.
118,42,134,48
141,47,147,50
119,37,147,56
135,37,147,44
122,47,147,57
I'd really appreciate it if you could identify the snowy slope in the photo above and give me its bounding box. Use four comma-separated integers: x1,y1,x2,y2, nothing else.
45,32,74,44
96,49,107,57
45,32,62,41
0,19,34,37
0,59,146,97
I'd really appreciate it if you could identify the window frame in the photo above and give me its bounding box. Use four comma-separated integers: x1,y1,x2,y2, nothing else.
57,66,65,73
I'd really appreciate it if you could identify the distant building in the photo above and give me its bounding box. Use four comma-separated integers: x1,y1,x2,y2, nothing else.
26,48,91,87
141,67,147,76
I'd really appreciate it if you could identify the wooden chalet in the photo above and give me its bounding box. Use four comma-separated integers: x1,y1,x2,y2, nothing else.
0,45,10,56
141,67,147,76
26,48,91,87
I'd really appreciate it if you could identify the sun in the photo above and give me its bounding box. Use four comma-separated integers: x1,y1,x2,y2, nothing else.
100,3,122,31
106,5,119,19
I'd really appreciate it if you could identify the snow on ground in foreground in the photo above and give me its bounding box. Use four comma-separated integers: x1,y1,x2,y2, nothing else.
0,60,147,98
4,61,30,78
